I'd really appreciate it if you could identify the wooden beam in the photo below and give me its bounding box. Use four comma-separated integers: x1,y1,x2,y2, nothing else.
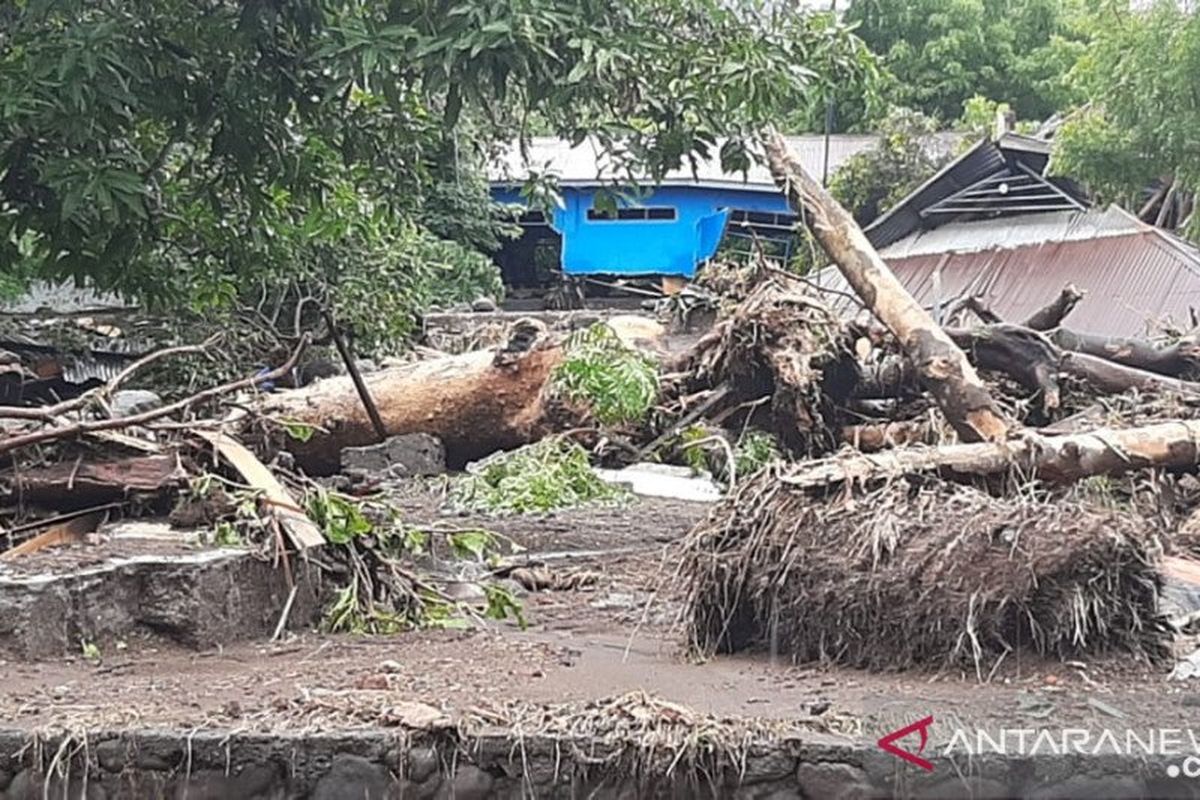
195,431,324,551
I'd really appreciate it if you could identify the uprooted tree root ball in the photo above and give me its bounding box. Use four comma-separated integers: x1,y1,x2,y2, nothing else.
679,473,1172,673
672,275,859,458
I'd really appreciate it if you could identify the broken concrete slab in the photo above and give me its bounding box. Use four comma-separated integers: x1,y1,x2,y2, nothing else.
0,547,322,658
341,433,446,478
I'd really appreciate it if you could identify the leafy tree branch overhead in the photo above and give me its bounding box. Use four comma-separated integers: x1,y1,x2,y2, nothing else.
0,0,873,346
1052,1,1200,238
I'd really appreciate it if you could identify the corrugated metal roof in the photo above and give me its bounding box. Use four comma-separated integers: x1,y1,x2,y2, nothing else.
814,208,1200,338
488,134,963,190
864,138,1005,250
879,207,1142,259
1,282,131,314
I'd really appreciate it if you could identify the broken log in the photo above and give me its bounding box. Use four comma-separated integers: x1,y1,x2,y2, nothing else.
1023,285,1085,331
1060,352,1200,396
778,420,1200,489
3,455,186,508
946,324,1062,411
1051,329,1200,379
839,419,944,452
763,131,1010,443
944,322,1200,399
260,335,567,473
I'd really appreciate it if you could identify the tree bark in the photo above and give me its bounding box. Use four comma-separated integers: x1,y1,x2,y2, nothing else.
3,455,186,508
1060,351,1200,396
1050,329,1200,379
1023,285,1085,331
763,131,1011,443
781,420,1200,489
840,419,944,452
259,340,566,474
946,324,1063,411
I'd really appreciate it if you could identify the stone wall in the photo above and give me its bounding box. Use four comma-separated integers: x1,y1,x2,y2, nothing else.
0,727,1195,799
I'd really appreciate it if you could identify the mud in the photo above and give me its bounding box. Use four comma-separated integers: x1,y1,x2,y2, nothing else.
5,492,1200,797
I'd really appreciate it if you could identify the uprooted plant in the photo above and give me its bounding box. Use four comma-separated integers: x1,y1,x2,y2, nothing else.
448,436,629,514
305,486,528,634
551,322,660,426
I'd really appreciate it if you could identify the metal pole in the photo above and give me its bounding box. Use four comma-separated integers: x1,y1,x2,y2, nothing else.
322,309,388,443
822,0,837,186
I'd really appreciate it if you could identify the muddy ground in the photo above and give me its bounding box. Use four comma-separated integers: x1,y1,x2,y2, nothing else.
2,483,1199,750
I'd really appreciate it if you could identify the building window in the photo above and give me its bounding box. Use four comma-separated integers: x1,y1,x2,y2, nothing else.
728,209,798,231
586,207,677,222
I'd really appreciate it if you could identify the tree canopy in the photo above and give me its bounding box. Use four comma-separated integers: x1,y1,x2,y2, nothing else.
843,0,1087,124
1052,1,1200,237
0,0,871,348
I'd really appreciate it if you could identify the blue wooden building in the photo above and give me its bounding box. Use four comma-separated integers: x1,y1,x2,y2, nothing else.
488,135,895,288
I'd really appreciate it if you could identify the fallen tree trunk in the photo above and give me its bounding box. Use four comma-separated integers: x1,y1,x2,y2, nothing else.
1051,329,1200,379
260,337,566,474
946,324,1062,411
945,322,1200,399
763,131,1010,443
779,419,1200,489
1061,351,1200,396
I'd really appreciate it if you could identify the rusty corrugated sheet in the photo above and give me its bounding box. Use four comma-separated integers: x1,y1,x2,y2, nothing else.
883,230,1200,338
813,205,1200,338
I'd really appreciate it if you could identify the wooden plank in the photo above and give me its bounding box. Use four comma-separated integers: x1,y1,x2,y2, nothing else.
7,455,185,503
1,512,103,560
86,429,162,453
195,431,324,551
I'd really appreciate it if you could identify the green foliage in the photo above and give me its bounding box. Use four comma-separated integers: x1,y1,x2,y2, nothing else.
956,95,1039,141
553,323,659,425
307,488,375,545
324,577,407,635
828,107,947,225
1053,2,1200,238
447,529,498,562
679,425,714,473
483,583,527,630
733,429,781,477
81,640,102,664
450,437,627,514
309,491,525,634
845,0,1089,123
211,522,245,548
281,420,316,444
0,0,868,342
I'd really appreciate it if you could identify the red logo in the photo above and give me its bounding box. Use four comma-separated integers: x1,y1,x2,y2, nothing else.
877,716,935,772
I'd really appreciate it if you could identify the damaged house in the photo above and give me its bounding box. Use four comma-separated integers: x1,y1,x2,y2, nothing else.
488,134,959,291
820,133,1200,338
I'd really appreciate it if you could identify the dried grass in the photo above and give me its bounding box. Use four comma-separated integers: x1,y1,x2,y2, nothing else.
680,472,1171,674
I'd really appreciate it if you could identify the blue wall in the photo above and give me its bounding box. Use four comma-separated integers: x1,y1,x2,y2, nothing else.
492,184,791,278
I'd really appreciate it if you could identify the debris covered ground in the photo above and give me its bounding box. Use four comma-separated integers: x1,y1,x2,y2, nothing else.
8,141,1200,796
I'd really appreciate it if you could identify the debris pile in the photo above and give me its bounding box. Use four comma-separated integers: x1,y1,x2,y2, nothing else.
8,134,1200,681
681,476,1169,672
